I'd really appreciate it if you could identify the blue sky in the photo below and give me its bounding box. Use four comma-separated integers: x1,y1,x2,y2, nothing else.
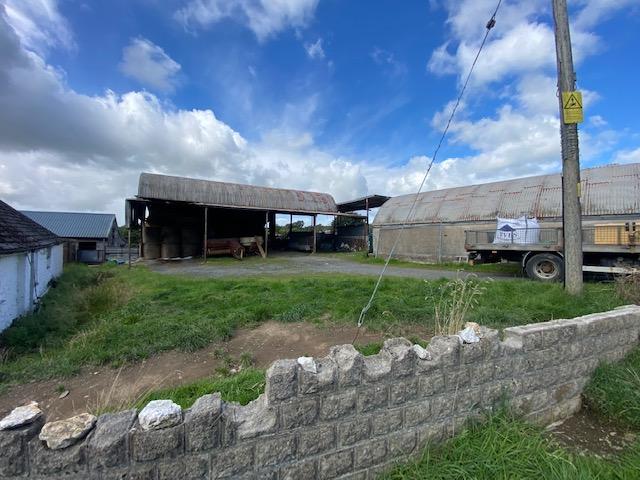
1,0,639,221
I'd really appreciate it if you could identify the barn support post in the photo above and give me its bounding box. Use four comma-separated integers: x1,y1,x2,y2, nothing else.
264,211,269,257
312,215,317,254
365,197,370,256
203,206,208,263
127,204,132,268
289,213,293,239
139,221,143,260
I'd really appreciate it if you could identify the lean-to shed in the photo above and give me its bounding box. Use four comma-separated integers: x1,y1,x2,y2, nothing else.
372,163,640,261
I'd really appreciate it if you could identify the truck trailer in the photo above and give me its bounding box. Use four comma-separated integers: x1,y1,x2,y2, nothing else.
465,221,639,281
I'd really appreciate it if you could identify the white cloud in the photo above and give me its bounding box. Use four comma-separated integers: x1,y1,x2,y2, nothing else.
428,0,605,88
3,0,74,53
1,0,638,226
370,47,407,77
412,0,639,199
304,38,325,59
613,147,640,165
120,38,182,93
574,0,639,30
175,0,319,41
0,9,371,221
589,115,607,127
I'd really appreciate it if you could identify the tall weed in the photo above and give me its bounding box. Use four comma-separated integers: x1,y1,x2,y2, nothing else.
427,274,489,335
615,274,640,305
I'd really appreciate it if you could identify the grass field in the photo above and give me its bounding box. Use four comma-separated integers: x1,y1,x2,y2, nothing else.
0,264,626,386
326,252,523,275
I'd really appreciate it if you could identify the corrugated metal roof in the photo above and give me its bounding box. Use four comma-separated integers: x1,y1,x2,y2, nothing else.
337,195,391,212
22,211,117,239
0,200,60,254
373,163,640,226
136,172,339,214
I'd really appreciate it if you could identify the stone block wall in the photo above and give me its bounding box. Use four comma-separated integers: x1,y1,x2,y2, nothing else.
1,305,639,479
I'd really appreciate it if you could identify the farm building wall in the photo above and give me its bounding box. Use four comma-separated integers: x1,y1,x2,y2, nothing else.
2,305,639,479
0,244,63,331
61,239,108,264
372,217,637,262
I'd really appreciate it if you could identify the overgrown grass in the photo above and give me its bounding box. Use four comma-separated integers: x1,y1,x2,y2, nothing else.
383,412,640,480
0,264,625,386
0,265,133,354
615,274,640,304
355,342,383,356
329,252,523,275
139,368,265,409
584,348,640,429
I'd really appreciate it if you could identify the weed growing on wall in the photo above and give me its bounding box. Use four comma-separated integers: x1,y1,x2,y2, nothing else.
427,274,489,336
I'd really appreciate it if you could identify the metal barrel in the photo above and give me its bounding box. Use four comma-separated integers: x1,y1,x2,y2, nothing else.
181,227,201,257
161,226,181,259
142,226,161,259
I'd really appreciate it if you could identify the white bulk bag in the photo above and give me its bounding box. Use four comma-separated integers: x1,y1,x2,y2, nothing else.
494,216,540,244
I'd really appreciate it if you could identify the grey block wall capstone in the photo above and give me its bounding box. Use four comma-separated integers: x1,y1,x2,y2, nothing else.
1,305,639,479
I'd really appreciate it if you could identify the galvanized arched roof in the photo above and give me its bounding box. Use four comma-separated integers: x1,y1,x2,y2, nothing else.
137,173,338,214
373,163,640,226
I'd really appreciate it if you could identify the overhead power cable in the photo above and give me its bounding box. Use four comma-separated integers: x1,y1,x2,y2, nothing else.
354,0,503,338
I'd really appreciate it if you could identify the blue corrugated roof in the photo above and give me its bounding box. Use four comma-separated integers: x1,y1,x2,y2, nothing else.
21,211,117,239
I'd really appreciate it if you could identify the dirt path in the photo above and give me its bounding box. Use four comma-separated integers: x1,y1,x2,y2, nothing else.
547,406,638,456
0,322,420,421
148,252,516,280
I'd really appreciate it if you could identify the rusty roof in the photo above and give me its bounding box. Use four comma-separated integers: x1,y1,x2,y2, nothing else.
373,163,640,226
136,173,339,214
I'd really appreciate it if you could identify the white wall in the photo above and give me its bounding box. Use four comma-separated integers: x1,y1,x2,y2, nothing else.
0,243,63,332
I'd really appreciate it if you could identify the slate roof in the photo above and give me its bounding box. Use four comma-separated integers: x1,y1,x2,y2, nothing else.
21,211,117,239
0,200,61,254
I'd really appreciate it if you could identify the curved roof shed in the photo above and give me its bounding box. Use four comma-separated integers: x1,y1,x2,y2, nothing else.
137,172,338,214
373,163,640,226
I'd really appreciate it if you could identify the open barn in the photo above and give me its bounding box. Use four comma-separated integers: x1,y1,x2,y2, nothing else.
126,173,371,260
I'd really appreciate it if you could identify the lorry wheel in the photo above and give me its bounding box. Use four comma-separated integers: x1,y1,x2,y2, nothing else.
525,253,563,282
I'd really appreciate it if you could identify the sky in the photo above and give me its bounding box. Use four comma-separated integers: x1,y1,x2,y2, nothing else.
1,0,639,223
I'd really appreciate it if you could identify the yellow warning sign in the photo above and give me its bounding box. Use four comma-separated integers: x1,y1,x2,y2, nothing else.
562,91,583,124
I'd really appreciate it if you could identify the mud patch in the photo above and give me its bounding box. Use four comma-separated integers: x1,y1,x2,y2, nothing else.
0,321,426,421
547,405,638,457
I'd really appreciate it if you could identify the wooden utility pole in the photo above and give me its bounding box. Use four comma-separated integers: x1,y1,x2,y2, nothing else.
552,0,583,294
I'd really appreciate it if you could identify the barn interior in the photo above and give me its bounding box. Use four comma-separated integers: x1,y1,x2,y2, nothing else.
126,173,385,260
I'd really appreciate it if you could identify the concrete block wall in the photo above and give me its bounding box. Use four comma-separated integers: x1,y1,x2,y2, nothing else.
1,305,639,479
